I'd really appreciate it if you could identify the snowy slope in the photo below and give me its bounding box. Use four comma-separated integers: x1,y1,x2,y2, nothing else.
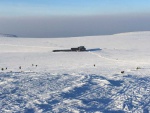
0,31,150,113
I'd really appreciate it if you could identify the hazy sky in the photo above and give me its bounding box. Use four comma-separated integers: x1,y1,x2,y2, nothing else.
0,0,150,37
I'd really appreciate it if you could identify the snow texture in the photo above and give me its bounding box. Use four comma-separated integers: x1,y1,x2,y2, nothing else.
0,31,150,113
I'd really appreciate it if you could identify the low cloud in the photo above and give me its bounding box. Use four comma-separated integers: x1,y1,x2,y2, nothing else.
0,14,150,38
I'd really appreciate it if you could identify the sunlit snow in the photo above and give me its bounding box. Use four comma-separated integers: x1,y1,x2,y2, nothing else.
0,32,150,112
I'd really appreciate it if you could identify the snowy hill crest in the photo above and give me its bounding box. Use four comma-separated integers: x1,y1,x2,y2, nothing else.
0,33,18,37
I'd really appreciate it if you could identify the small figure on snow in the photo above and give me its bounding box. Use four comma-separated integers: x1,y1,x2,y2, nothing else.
136,67,141,70
121,71,124,74
19,66,21,69
1,68,4,71
94,64,95,67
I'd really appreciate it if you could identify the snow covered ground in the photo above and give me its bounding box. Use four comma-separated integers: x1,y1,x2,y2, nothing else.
0,31,150,113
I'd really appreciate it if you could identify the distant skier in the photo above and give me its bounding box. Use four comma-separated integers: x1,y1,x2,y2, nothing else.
19,66,21,69
121,71,124,74
94,64,95,67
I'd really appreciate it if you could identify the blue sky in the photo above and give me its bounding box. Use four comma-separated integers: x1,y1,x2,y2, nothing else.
0,0,150,16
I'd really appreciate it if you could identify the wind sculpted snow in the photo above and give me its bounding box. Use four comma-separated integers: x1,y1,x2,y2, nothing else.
0,72,149,112
0,31,150,112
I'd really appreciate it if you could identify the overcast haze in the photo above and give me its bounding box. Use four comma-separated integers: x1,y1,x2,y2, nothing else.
0,0,150,38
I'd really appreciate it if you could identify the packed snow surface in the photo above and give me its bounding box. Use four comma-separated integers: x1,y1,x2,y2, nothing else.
0,31,150,113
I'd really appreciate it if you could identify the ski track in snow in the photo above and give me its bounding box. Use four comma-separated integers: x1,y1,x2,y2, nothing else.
89,51,149,65
0,72,150,113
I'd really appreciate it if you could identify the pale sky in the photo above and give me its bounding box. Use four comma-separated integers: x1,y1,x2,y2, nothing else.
0,0,150,37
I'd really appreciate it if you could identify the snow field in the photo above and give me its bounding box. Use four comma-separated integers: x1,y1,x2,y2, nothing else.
0,31,150,112
0,72,149,112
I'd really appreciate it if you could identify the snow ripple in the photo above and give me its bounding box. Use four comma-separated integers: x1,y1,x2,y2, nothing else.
0,72,149,113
